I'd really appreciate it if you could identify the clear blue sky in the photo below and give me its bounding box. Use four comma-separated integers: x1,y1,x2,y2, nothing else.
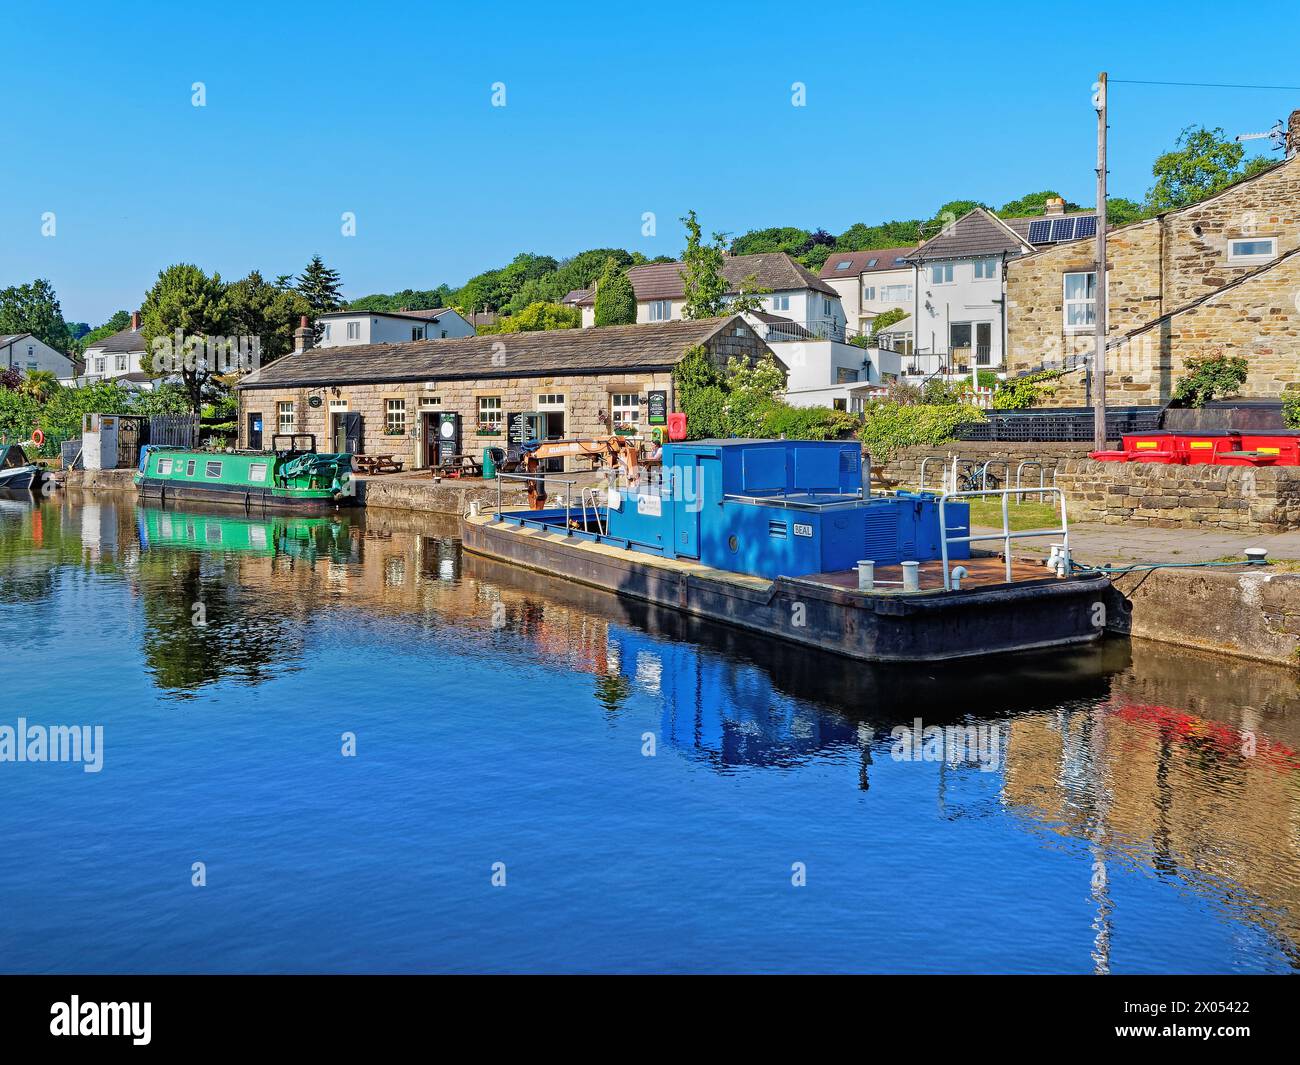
2,0,1297,325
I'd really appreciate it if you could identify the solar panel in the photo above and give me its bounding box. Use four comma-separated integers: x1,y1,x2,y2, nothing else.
1050,217,1076,242
1073,216,1098,239
1028,220,1053,243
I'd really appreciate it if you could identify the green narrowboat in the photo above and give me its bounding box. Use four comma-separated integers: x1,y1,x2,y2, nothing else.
136,434,356,511
136,506,359,563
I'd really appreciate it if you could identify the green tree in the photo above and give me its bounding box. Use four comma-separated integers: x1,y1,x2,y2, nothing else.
998,190,1082,217
1147,126,1245,212
680,210,729,319
139,263,233,411
0,279,72,354
868,307,910,343
593,258,637,326
295,255,345,315
1105,197,1146,226
477,302,580,334
19,369,59,403
79,311,132,350
227,270,311,365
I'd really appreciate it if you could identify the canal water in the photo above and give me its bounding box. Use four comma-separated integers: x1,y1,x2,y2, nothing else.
1,490,1298,974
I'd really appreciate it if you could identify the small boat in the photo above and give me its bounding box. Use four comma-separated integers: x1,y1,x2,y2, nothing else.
0,445,42,491
136,434,357,512
463,437,1111,662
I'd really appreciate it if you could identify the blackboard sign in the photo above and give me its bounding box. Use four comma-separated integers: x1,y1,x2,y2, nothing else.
308,395,323,409
508,412,527,447
647,390,668,425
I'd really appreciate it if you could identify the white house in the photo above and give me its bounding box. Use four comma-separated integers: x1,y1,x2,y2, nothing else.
316,307,475,347
879,200,1099,378
76,312,153,388
1,333,74,378
818,246,916,340
569,252,848,340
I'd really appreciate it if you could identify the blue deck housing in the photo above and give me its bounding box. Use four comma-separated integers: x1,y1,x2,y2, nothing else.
605,439,968,580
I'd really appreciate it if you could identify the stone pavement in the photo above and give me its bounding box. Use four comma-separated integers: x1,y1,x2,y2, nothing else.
976,521,1300,565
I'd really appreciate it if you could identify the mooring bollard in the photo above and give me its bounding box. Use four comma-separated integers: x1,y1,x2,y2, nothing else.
901,560,920,593
857,560,875,591
468,501,480,518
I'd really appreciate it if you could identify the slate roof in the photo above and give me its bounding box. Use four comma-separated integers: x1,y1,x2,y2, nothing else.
323,307,455,321
239,315,768,389
573,252,838,305
83,326,146,354
0,333,31,346
819,247,916,278
907,208,1031,262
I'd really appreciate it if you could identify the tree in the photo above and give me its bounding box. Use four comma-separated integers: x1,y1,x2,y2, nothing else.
139,263,233,412
868,307,910,343
477,302,581,334
680,210,729,319
593,258,636,326
295,255,345,315
1147,126,1245,213
727,273,770,314
19,370,59,403
0,279,72,353
998,190,1082,217
227,270,311,365
1105,197,1146,227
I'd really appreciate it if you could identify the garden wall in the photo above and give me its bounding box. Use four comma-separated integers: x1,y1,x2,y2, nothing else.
875,442,1092,491
1056,458,1300,532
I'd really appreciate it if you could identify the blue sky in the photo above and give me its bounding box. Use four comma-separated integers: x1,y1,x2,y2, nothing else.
2,0,1297,325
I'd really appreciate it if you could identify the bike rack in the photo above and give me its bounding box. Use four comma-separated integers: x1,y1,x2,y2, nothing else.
975,459,1009,491
1014,460,1045,505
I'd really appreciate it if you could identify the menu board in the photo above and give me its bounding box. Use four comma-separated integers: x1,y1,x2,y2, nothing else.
647,390,668,425
508,412,527,447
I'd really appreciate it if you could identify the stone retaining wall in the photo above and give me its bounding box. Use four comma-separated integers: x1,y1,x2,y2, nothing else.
65,468,137,493
1056,457,1300,532
359,476,529,515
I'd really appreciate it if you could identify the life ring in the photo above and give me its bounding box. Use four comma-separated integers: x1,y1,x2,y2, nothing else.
31,428,44,446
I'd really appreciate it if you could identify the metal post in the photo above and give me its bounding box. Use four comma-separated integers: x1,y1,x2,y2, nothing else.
901,561,920,593
1002,489,1013,583
1093,71,1109,451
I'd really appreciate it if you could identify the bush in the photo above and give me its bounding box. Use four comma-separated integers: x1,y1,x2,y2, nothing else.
1172,352,1248,407
859,402,985,463
993,369,1063,409
1283,390,1300,429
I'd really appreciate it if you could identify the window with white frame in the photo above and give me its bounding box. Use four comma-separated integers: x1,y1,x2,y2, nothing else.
278,401,295,431
880,284,913,302
930,263,954,284
536,393,565,409
822,297,834,316
478,396,503,429
26,362,37,372
411,327,424,341
611,392,640,427
1227,237,1277,264
346,321,360,340
861,284,876,302
94,357,105,374
772,295,791,311
322,323,331,340
648,300,671,321
115,354,128,371
1063,271,1097,330
974,258,997,279
385,399,407,434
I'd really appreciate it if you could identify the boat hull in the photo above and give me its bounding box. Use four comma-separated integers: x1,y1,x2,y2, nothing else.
0,467,38,491
138,477,356,512
461,515,1111,663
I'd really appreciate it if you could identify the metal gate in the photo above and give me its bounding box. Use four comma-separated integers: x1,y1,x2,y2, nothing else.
148,414,200,448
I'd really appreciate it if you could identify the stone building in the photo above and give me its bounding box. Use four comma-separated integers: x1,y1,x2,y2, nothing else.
1006,109,1300,404
235,315,777,469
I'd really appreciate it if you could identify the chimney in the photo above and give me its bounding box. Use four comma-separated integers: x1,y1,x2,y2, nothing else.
1044,197,1066,216
130,311,141,330
294,315,313,355
1288,109,1300,159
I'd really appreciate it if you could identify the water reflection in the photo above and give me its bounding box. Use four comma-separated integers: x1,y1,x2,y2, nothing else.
2,494,1299,970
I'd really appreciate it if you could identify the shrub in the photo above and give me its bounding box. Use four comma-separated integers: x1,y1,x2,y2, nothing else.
1172,352,1248,407
993,369,1063,409
593,259,636,326
859,402,985,463
1283,390,1300,429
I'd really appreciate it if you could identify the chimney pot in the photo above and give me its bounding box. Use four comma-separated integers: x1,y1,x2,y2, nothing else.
1044,197,1066,216
299,315,309,328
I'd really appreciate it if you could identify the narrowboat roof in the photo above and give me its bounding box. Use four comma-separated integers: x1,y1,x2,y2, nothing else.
0,445,31,469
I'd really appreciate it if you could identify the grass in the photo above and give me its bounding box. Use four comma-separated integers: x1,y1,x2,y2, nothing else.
967,497,1063,531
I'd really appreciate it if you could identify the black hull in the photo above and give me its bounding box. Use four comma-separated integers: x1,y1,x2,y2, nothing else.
0,469,37,491
462,516,1111,663
138,478,357,513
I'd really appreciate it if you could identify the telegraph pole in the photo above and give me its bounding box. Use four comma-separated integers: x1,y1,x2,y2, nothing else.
1093,72,1109,449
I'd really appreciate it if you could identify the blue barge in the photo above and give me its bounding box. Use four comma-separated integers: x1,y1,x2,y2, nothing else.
461,438,1110,662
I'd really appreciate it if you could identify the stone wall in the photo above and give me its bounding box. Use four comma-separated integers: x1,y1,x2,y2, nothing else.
876,442,1092,490
1056,457,1300,532
1007,155,1300,404
359,476,528,516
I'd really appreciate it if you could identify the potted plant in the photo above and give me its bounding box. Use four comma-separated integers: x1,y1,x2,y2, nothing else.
477,423,502,436
613,422,639,437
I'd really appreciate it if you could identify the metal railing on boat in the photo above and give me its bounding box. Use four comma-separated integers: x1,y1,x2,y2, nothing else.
494,471,584,533
937,487,1071,591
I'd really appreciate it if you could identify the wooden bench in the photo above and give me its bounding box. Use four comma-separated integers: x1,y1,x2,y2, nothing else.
433,454,482,479
353,454,405,475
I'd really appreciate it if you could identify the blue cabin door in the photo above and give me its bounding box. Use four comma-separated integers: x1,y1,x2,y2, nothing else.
669,457,701,559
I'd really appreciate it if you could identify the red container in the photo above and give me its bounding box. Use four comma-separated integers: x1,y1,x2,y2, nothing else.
1239,430,1300,465
666,412,688,441
1121,430,1181,463
1089,450,1129,461
1215,452,1278,467
1170,430,1240,464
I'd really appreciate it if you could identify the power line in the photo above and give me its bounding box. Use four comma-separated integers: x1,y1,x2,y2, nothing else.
1110,78,1300,91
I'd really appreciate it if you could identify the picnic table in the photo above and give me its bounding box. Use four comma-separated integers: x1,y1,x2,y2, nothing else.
433,454,482,479
352,454,404,475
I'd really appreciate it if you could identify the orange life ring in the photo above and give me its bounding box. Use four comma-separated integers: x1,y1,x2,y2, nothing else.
31,428,44,446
